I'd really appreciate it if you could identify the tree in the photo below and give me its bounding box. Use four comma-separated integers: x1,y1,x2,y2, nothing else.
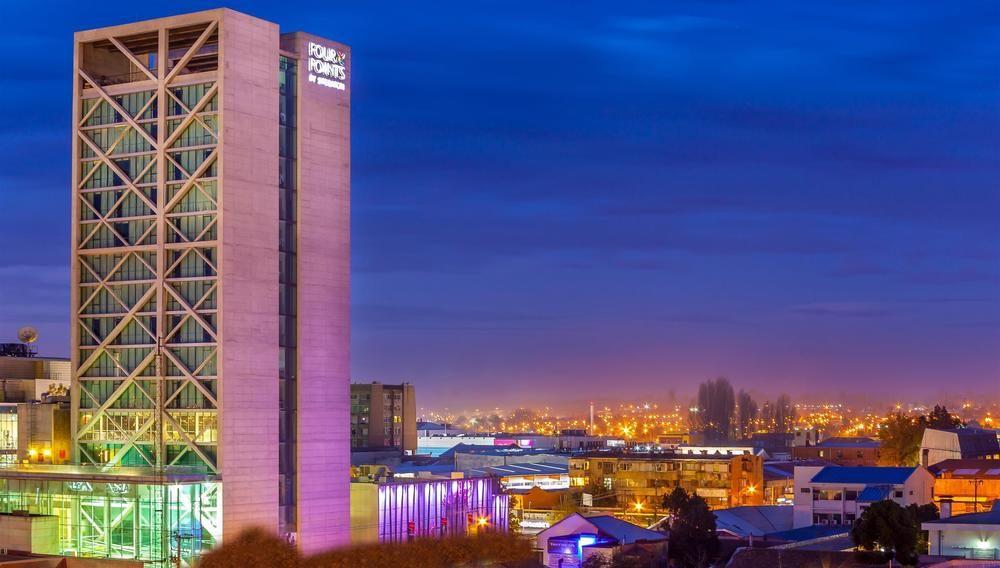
664,488,718,568
662,486,690,520
199,528,298,568
736,390,758,439
692,377,736,442
927,405,961,429
879,412,928,466
851,500,920,565
909,502,939,555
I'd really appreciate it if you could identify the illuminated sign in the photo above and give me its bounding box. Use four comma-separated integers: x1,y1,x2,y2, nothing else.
307,42,347,91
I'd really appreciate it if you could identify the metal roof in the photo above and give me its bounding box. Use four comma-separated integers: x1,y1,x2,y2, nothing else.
468,462,568,477
810,466,917,485
815,437,880,448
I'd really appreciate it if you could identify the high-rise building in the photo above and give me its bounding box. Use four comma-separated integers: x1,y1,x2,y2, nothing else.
68,7,350,554
350,382,417,453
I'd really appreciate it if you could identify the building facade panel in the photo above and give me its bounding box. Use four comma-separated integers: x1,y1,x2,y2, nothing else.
281,31,352,552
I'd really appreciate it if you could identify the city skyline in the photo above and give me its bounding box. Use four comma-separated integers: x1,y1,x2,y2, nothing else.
2,1,998,410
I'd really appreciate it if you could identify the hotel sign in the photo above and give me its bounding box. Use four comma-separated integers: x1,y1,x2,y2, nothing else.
307,42,347,91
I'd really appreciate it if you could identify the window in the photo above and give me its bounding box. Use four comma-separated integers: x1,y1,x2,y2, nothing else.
800,488,811,493
894,490,903,499
845,490,858,501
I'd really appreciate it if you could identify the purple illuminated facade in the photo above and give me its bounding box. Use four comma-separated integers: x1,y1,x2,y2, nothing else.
351,477,509,543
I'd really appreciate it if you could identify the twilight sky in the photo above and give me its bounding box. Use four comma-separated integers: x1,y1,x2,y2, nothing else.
1,1,998,412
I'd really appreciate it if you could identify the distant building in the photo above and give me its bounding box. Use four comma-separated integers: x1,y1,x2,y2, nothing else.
792,465,934,528
923,502,1000,560
417,431,615,457
762,459,831,505
0,353,71,403
929,459,1000,516
792,437,881,466
351,382,417,453
0,352,71,465
569,451,764,510
468,462,570,491
349,476,508,544
536,513,667,568
921,427,1000,467
443,443,570,473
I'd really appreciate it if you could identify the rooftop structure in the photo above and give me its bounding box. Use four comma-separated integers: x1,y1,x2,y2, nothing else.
921,427,1000,467
930,459,1000,516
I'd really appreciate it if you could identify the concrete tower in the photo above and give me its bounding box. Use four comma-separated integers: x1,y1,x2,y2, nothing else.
70,8,350,551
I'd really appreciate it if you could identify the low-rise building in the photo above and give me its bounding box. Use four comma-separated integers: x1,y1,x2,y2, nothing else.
921,427,1000,467
929,459,1000,517
569,451,764,510
792,465,934,528
792,437,881,466
349,476,509,544
762,459,831,505
923,503,1000,561
536,513,667,568
468,462,570,491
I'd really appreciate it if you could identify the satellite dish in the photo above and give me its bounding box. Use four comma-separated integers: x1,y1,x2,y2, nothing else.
17,326,38,344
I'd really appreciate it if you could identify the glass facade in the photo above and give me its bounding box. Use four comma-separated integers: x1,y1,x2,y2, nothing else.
0,466,219,567
75,32,220,475
0,408,15,464
278,55,298,535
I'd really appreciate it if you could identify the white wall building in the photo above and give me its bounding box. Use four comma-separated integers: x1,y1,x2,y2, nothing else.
923,504,1000,561
793,466,934,528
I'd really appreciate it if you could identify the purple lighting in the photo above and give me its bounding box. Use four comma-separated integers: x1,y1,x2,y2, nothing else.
376,477,508,542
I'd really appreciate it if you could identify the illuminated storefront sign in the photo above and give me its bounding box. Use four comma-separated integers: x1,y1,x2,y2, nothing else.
307,42,347,90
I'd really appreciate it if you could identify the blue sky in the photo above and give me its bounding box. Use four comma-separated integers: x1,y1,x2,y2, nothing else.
1,1,997,411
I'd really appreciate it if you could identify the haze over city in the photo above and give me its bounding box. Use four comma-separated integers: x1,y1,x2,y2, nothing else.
1,1,997,411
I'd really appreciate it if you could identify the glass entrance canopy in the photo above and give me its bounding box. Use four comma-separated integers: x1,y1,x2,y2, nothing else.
0,464,220,567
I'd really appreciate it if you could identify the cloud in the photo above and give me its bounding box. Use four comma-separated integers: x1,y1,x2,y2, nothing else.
789,302,893,318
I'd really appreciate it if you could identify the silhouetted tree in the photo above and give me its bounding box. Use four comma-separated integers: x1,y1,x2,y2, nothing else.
736,390,758,439
851,500,920,565
668,491,719,568
879,412,928,466
691,377,735,442
927,405,961,429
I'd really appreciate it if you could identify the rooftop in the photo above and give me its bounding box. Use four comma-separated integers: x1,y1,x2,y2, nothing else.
468,462,568,477
728,549,867,568
815,437,880,448
763,459,832,480
856,485,893,502
572,450,748,461
929,458,1000,478
809,466,918,485
713,505,793,537
765,524,850,542
924,502,1000,526
584,514,668,544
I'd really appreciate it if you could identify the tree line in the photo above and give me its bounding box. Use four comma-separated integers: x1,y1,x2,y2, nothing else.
690,377,796,443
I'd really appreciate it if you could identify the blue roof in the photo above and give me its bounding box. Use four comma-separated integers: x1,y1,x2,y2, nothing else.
810,466,917,485
585,515,668,544
766,524,850,542
857,485,893,502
